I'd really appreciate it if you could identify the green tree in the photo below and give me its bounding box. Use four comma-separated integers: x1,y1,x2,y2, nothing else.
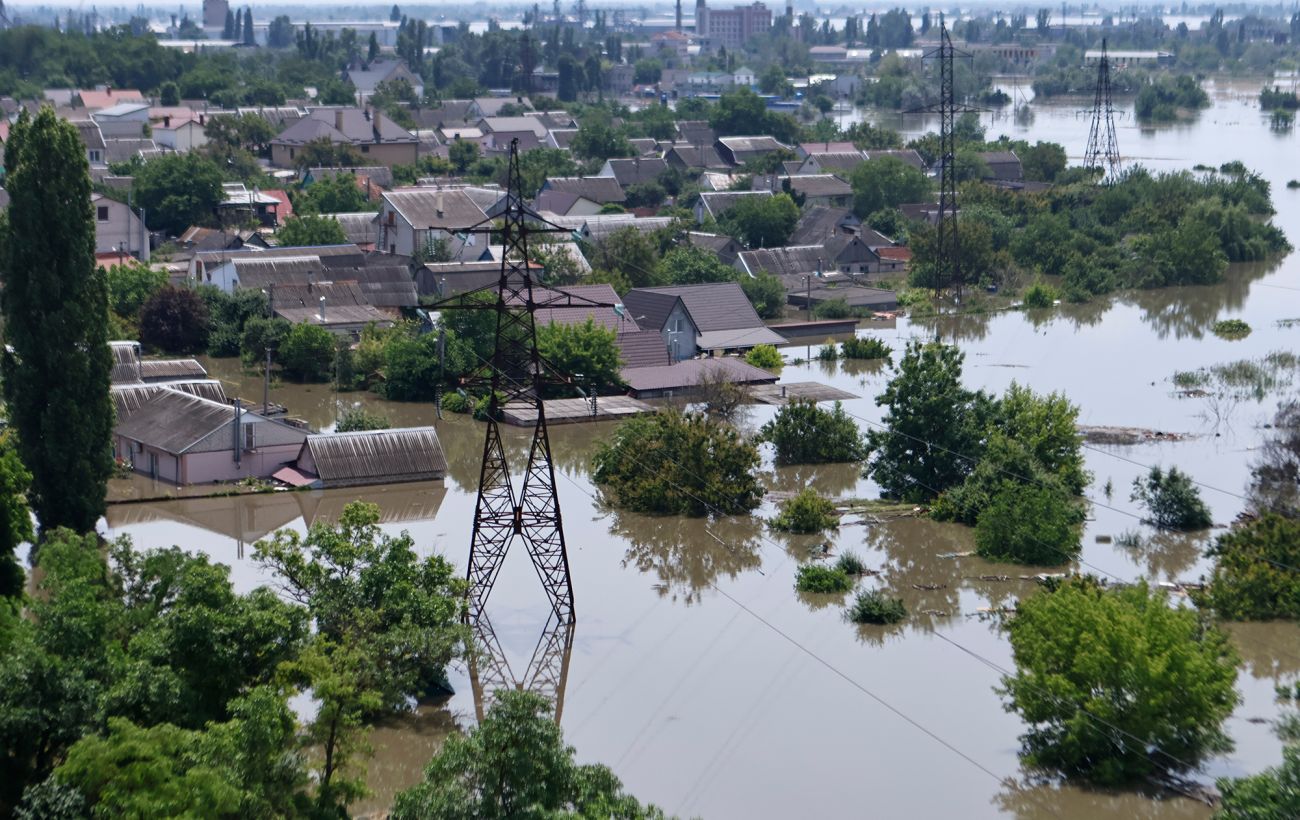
570,112,633,162
278,323,335,382
1131,465,1213,530
974,480,1081,564
744,343,782,371
392,690,665,820
537,318,624,392
849,156,931,218
158,81,180,106
448,138,479,173
253,502,468,710
590,226,663,289
1216,746,1300,819
276,214,347,247
0,433,32,597
771,489,838,534
657,245,737,286
760,399,866,465
134,153,224,237
739,270,785,318
335,407,391,433
710,87,770,136
0,107,114,533
380,328,442,400
592,410,762,516
865,340,990,502
139,285,211,354
993,382,1088,495
295,173,370,214
104,261,168,320
719,192,800,248
1000,577,1239,785
1200,514,1300,620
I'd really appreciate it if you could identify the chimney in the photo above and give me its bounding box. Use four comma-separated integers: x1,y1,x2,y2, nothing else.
163,115,171,128
435,191,444,219
318,295,327,322
106,86,113,96
198,113,205,125
335,109,344,132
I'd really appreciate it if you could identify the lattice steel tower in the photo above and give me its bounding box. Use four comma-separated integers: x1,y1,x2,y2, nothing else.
435,140,608,626
1085,38,1122,182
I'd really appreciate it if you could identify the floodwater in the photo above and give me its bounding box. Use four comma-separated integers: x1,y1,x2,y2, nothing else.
101,79,1300,818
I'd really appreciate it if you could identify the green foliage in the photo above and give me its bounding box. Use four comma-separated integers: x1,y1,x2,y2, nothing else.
812,297,853,319
1216,746,1300,819
839,336,890,360
1000,577,1239,785
772,489,839,534
760,399,866,465
239,316,290,365
139,285,211,354
849,155,932,218
295,172,371,214
657,245,736,286
590,226,663,289
392,690,666,820
718,192,800,248
795,563,853,593
334,407,391,433
0,433,32,597
381,327,444,400
276,213,347,247
592,410,763,516
1135,74,1210,121
1211,318,1251,339
846,589,907,624
710,87,800,144
740,270,786,319
1200,514,1300,620
1131,466,1212,531
201,286,268,357
537,318,624,392
835,551,867,576
974,480,1081,565
1,108,114,533
865,341,991,502
744,343,783,371
570,111,634,162
253,502,468,711
1022,280,1057,309
134,153,225,237
278,322,335,382
104,261,168,320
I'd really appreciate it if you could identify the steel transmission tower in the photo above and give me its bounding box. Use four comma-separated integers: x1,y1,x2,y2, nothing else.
470,611,574,722
435,139,609,627
907,18,979,301
1084,38,1121,182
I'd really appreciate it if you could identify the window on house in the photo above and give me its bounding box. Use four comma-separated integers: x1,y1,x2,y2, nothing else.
96,206,109,222
386,211,395,225
289,148,295,159
361,145,370,153
89,150,101,162
245,425,254,450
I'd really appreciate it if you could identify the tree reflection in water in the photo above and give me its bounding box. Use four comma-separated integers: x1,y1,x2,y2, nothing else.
1126,258,1277,341
1223,620,1300,682
994,778,1211,820
1112,529,1208,581
608,509,763,605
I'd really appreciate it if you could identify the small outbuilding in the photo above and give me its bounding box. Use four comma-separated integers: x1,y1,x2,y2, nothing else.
284,427,448,488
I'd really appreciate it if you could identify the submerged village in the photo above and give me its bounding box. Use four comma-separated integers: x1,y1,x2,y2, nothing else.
4,1,1300,818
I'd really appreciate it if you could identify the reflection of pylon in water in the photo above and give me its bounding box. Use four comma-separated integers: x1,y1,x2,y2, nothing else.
469,612,574,723
1085,37,1122,182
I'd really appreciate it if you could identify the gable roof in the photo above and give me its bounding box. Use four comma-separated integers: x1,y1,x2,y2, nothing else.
541,176,626,205
301,427,447,485
532,284,625,332
72,119,106,151
664,142,731,171
696,189,772,219
863,149,927,170
478,115,549,138
325,212,381,246
790,206,860,245
623,282,766,333
344,59,418,94
381,188,489,230
716,135,790,164
115,389,305,456
604,157,669,187
617,330,671,369
800,151,865,173
800,141,858,155
274,108,417,146
76,88,145,110
753,174,852,198
675,120,716,145
737,245,837,278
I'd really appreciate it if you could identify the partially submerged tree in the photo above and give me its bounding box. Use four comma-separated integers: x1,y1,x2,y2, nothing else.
760,399,866,465
0,107,114,533
1000,576,1239,785
1131,465,1213,530
1200,514,1300,620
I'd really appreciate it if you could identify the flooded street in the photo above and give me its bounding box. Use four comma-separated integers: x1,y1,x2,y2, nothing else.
103,79,1300,818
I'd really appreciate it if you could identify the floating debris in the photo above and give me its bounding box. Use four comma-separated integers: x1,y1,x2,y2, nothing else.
1079,425,1193,445
972,574,1012,582
912,583,948,591
938,550,976,559
919,609,952,617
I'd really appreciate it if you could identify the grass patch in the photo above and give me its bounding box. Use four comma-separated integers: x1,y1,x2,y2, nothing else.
1173,370,1210,389
1211,318,1252,339
846,589,907,624
1172,351,1300,401
795,564,854,594
835,551,867,576
816,339,839,361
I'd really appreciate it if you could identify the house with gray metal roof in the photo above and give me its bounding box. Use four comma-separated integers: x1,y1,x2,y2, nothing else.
751,173,853,208
621,357,777,398
599,157,670,187
716,136,791,166
376,188,489,257
113,390,307,484
622,282,785,359
270,108,418,169
282,427,448,488
343,59,424,104
694,189,772,224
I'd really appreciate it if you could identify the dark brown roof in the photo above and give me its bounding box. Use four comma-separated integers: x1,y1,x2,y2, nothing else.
617,330,671,369
302,427,447,486
623,282,765,333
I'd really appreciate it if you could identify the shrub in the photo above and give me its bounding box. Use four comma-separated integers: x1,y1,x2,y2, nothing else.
1216,746,1300,819
839,336,890,360
591,410,762,516
974,480,1081,565
1000,576,1239,785
139,286,211,354
440,391,472,414
744,344,783,371
1200,514,1300,620
1131,466,1212,530
835,551,867,576
1211,318,1252,339
813,298,853,319
278,323,335,382
795,564,854,594
770,489,838,533
537,317,624,391
846,589,907,624
759,399,866,465
815,342,839,361
335,407,391,433
1022,280,1057,309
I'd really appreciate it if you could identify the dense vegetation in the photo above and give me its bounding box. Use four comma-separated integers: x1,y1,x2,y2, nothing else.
1131,465,1213,531
770,489,839,533
795,563,854,594
759,399,867,465
1001,576,1239,785
1134,74,1211,121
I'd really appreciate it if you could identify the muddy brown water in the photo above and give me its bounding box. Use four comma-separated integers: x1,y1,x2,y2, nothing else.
100,79,1300,818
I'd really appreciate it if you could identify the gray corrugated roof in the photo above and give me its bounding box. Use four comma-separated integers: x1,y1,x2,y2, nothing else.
139,359,208,382
605,157,669,187
542,176,626,205
115,390,240,454
738,246,831,278
790,206,860,246
621,357,777,392
276,303,394,326
304,427,447,485
863,149,927,170
801,152,865,172
383,188,488,230
275,108,416,146
697,189,772,219
531,284,625,332
324,212,381,246
624,282,764,333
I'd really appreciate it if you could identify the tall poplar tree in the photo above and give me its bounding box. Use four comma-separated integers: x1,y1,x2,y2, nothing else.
0,108,113,534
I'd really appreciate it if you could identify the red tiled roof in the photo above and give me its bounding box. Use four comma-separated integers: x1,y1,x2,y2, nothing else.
877,247,913,261
76,88,145,110
263,189,293,221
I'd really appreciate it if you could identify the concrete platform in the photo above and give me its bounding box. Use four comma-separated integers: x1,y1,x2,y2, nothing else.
750,382,858,405
500,396,658,426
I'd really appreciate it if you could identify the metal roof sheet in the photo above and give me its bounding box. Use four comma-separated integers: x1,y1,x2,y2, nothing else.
304,427,447,485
